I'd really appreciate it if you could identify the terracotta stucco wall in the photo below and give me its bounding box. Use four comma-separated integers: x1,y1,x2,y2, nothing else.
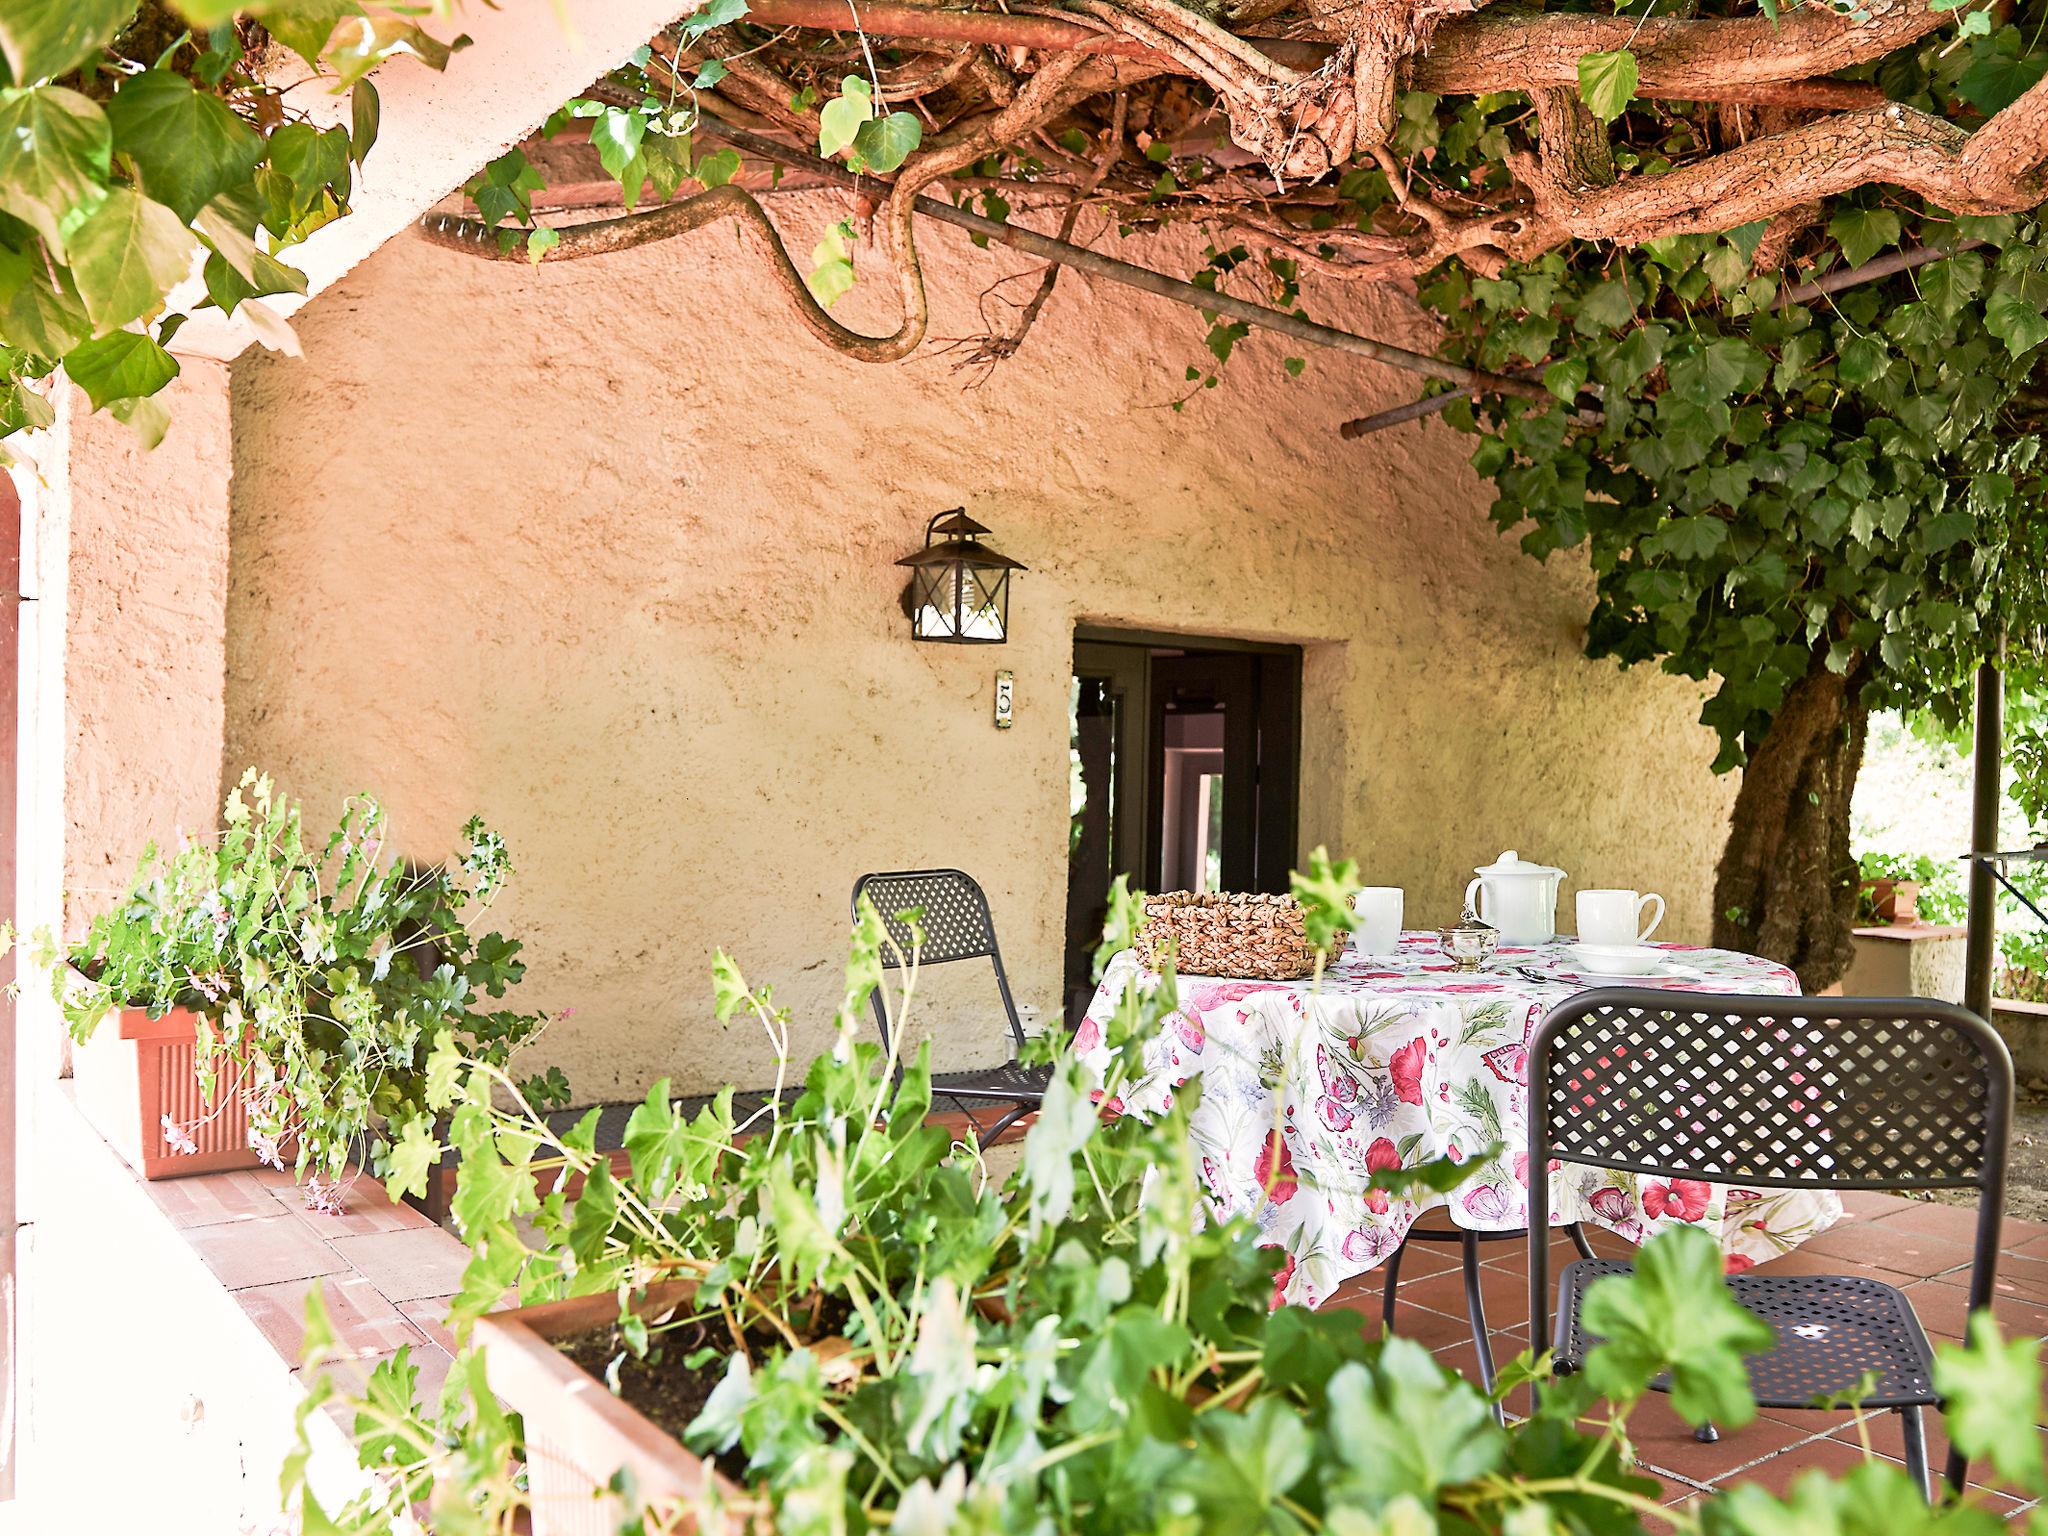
55,366,233,928
224,204,1736,1103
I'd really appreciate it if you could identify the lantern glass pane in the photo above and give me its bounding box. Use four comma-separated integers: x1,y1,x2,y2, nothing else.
960,564,1007,641
911,562,962,640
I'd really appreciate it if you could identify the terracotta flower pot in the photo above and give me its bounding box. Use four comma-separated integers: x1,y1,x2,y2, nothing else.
71,1002,265,1180
477,1281,746,1536
1861,877,1921,925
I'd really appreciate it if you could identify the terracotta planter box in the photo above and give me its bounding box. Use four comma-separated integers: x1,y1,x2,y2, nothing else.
477,1281,743,1536
71,1002,264,1180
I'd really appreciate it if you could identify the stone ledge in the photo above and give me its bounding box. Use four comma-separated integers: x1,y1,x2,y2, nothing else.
17,1082,471,1531
1850,922,1968,943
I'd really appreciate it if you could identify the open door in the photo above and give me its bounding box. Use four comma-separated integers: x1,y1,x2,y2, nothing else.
1065,631,1300,1022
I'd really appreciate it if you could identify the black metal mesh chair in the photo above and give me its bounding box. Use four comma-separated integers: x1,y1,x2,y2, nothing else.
850,869,1049,1143
1527,988,2012,1500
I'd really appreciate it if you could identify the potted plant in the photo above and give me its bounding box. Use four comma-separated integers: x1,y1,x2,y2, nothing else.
61,769,570,1206
1855,850,1929,925
286,874,2048,1536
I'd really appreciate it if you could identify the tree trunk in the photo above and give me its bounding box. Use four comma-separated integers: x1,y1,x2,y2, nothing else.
1711,648,1871,990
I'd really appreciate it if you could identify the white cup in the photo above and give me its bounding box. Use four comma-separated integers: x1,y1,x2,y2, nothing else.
1350,887,1404,955
1577,888,1665,947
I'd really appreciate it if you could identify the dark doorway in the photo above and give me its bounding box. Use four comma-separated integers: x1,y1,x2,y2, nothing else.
1065,629,1302,1021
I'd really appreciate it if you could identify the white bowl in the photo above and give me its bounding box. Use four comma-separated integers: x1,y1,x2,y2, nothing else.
1566,943,1663,977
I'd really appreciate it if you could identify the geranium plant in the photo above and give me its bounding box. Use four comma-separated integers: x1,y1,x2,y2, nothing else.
285,874,2045,1535
61,768,568,1203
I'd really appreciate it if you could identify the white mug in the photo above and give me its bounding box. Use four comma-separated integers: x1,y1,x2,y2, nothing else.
1577,888,1665,947
1349,887,1404,955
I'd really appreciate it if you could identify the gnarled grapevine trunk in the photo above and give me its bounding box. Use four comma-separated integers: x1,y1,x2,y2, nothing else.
1711,649,1871,991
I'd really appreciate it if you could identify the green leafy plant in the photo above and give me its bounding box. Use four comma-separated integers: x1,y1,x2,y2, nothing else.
0,0,466,451
60,768,566,1203
285,873,2046,1535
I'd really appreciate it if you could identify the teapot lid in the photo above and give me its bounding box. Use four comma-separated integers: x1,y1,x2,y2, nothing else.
1475,849,1565,878
1441,905,1497,936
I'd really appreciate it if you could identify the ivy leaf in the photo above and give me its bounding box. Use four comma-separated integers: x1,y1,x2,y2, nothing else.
234,0,357,68
524,225,558,264
1960,48,2048,114
588,107,647,186
0,241,89,359
322,16,468,92
1933,1312,2048,1495
848,111,922,175
1576,49,1638,123
349,80,380,166
817,76,874,161
806,219,855,308
0,86,112,259
1919,252,1984,320
1985,286,2048,356
1327,1342,1504,1510
677,0,749,43
1543,356,1588,403
1827,207,1902,270
68,188,197,333
1579,1224,1773,1426
383,1114,441,1202
0,0,130,86
106,70,265,223
62,328,178,410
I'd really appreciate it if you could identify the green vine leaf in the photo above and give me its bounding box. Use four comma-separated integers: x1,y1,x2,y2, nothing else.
1576,48,1638,123
67,187,195,331
817,76,873,161
0,86,111,258
63,327,177,408
106,70,264,223
0,0,130,87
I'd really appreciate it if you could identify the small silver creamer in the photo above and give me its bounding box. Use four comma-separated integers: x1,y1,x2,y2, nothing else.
1437,907,1499,972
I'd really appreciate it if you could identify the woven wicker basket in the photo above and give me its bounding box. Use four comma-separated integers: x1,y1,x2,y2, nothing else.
1135,891,1337,980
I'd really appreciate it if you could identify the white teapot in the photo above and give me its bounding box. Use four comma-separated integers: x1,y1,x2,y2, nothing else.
1464,851,1566,945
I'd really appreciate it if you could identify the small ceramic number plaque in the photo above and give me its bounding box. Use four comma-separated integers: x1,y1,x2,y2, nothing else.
994,670,1014,730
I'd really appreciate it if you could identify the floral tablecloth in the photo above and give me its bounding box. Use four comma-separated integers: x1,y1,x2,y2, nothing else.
1075,933,1839,1308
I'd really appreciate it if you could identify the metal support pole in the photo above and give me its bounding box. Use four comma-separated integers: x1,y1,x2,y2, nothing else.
1964,649,2004,1021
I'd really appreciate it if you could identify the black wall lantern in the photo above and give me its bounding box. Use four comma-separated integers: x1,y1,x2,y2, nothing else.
898,509,1025,644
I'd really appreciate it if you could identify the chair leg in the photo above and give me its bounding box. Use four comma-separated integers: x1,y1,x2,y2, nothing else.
1567,1222,1596,1262
1459,1231,1505,1426
1942,1443,1969,1500
985,1102,1030,1143
1381,1236,1408,1331
1895,1406,1933,1503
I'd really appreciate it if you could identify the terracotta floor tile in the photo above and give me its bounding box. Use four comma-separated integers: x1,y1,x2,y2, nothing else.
326,1227,472,1303
1706,1430,1875,1495
1432,1334,1539,1419
1395,1259,1536,1340
397,1295,462,1357
1626,1399,1825,1487
1977,1253,2048,1307
188,1212,348,1290
287,1174,435,1238
1798,1220,1975,1283
237,1272,430,1364
1840,1191,1918,1221
1901,1279,2048,1345
147,1170,289,1230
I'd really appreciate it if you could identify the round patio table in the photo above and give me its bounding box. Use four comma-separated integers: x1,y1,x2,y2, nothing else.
1074,931,1841,1308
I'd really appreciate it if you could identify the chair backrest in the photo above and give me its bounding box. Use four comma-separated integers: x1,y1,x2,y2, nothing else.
1526,988,2012,1346
848,869,1023,1053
